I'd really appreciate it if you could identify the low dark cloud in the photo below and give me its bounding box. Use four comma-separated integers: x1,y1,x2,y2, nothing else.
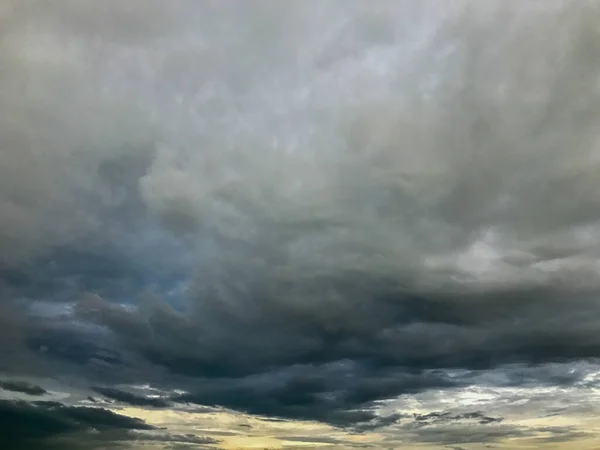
171,365,459,427
282,435,350,445
0,380,47,396
0,398,222,450
402,423,592,447
413,411,503,426
0,399,153,449
133,432,219,445
3,0,600,443
405,424,535,446
91,386,170,407
532,426,592,444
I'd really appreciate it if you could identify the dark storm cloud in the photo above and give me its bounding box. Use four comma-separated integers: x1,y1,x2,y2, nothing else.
0,399,153,449
170,364,459,427
27,326,124,368
5,0,600,431
0,398,221,450
0,380,47,396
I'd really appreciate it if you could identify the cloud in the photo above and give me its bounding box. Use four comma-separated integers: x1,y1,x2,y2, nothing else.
412,411,503,426
4,0,600,435
131,431,219,445
280,434,378,447
91,386,170,407
170,364,459,427
0,399,154,449
532,426,592,444
399,422,592,447
0,380,47,396
405,423,535,446
0,397,222,450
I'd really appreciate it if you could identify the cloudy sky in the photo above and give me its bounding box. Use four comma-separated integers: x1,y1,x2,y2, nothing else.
3,0,600,449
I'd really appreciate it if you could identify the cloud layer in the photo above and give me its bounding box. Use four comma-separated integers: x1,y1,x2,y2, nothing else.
3,0,600,444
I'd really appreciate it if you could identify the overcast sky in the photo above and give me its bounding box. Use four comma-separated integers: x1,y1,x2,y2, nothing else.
3,1,600,449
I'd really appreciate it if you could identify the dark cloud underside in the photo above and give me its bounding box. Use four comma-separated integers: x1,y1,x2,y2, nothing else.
0,380,47,396
0,398,221,450
0,399,152,449
91,386,171,407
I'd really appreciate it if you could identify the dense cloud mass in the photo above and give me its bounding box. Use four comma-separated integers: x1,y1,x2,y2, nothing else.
0,399,152,449
0,380,47,396
4,0,600,446
0,398,220,449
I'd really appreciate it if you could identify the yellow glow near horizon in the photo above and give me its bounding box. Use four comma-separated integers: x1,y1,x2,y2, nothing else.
112,405,600,450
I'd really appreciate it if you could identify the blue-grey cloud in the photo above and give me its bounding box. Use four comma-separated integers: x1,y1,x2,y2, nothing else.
0,399,153,449
3,0,600,437
0,397,222,450
0,380,47,396
91,386,170,408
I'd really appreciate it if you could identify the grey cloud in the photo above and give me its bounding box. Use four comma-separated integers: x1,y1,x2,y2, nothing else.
91,386,170,408
0,380,47,396
4,0,600,432
400,423,591,447
166,445,218,450
280,435,374,447
412,411,503,426
403,423,536,446
130,431,219,446
532,426,592,443
169,364,459,427
0,397,220,450
0,399,154,450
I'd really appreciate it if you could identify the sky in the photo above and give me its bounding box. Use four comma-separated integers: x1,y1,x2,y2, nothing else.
2,0,600,449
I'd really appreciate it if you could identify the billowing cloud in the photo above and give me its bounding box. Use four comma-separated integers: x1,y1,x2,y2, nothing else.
4,0,600,446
